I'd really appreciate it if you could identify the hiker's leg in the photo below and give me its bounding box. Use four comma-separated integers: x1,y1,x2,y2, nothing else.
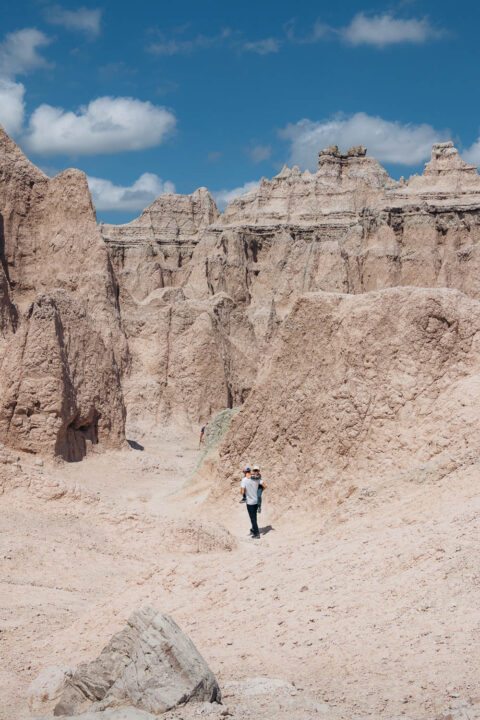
247,503,259,536
257,485,263,511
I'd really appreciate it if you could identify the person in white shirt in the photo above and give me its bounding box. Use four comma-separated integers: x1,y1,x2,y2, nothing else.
239,465,248,503
240,467,265,539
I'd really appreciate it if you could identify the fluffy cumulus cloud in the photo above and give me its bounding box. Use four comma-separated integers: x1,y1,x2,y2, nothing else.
87,172,175,212
0,28,51,136
463,139,480,166
23,96,176,155
341,13,443,48
279,112,449,169
0,79,26,135
44,6,102,38
212,180,259,212
0,28,51,78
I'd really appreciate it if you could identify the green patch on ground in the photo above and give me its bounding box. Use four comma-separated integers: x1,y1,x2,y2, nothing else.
195,407,240,471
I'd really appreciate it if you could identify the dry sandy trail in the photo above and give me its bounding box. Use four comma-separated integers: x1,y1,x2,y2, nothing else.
2,424,480,720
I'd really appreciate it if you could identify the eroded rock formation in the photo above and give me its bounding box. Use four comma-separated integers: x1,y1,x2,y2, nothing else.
99,140,480,429
0,290,125,460
212,287,480,503
0,126,126,459
3,126,480,458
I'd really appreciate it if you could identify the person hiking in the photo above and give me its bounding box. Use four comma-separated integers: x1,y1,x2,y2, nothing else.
241,468,265,539
251,464,264,513
239,465,249,503
198,422,209,448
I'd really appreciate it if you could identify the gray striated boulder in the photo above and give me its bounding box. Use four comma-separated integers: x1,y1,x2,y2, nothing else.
32,710,156,720
52,606,220,716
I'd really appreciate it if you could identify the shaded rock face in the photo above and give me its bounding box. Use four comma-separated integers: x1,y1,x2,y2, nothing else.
121,289,256,426
0,291,125,461
0,126,126,459
53,606,220,716
213,287,480,503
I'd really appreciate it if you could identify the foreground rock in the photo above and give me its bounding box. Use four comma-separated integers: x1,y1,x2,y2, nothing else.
33,710,156,720
51,606,220,716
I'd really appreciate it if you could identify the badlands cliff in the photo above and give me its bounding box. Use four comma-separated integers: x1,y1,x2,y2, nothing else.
2,127,480,463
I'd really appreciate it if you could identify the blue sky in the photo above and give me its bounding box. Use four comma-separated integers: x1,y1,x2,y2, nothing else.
1,0,479,222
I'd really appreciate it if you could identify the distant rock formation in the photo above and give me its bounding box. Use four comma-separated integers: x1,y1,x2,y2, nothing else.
4,124,480,456
99,140,480,428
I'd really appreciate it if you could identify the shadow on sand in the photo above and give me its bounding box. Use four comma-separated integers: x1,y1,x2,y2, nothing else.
259,525,274,536
127,439,144,451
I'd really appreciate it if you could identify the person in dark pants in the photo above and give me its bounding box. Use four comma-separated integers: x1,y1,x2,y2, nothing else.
251,464,263,512
241,468,266,539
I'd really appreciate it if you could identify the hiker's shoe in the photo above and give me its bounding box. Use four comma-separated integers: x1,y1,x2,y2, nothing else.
252,533,261,539
249,528,255,535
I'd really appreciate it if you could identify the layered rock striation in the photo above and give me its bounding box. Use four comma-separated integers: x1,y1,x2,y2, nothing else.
4,127,480,456
100,140,480,427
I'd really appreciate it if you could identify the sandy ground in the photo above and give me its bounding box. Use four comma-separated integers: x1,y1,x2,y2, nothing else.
2,425,480,720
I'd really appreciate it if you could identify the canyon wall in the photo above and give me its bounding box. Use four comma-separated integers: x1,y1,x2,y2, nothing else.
102,141,480,429
0,127,126,459
3,127,480,460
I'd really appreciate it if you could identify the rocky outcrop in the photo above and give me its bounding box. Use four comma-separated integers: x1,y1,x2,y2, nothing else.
101,188,219,303
52,606,220,716
93,140,480,427
121,289,256,426
28,665,75,716
0,290,125,460
5,127,480,452
212,287,480,505
0,126,127,459
0,127,125,337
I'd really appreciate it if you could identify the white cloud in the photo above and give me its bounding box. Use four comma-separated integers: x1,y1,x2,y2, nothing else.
0,28,50,136
243,38,280,54
23,96,176,155
213,180,259,212
463,138,480,166
342,13,442,48
87,172,175,212
279,112,449,169
0,28,51,78
148,28,231,56
0,79,25,135
248,144,272,163
44,6,102,38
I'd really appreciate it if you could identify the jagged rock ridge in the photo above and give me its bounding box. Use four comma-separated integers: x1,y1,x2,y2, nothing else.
101,140,480,427
3,128,480,457
0,126,126,459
